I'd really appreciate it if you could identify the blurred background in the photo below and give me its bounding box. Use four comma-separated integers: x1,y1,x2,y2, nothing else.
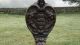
0,0,80,14
0,0,80,45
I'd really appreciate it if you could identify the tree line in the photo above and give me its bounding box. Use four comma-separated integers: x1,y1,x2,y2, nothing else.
0,7,80,15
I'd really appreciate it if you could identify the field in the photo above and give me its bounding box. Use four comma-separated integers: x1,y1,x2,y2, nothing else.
0,13,80,45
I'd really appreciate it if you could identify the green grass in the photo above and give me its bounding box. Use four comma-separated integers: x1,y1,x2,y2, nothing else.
0,13,80,45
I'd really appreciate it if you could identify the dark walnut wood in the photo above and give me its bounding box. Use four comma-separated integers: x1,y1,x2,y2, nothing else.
25,0,56,45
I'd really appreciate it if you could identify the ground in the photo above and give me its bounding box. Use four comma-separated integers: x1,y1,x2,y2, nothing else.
0,13,80,45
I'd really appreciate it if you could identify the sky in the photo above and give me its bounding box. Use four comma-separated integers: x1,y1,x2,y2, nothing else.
0,0,79,8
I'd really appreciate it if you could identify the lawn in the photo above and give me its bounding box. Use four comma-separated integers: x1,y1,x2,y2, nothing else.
0,13,80,45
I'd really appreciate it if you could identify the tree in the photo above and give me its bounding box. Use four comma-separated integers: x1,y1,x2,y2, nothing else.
63,0,80,6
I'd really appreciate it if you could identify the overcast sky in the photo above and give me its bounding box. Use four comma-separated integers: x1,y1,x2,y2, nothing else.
0,0,79,8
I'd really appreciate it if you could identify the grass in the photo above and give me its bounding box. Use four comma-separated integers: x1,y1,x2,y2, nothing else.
0,13,80,45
